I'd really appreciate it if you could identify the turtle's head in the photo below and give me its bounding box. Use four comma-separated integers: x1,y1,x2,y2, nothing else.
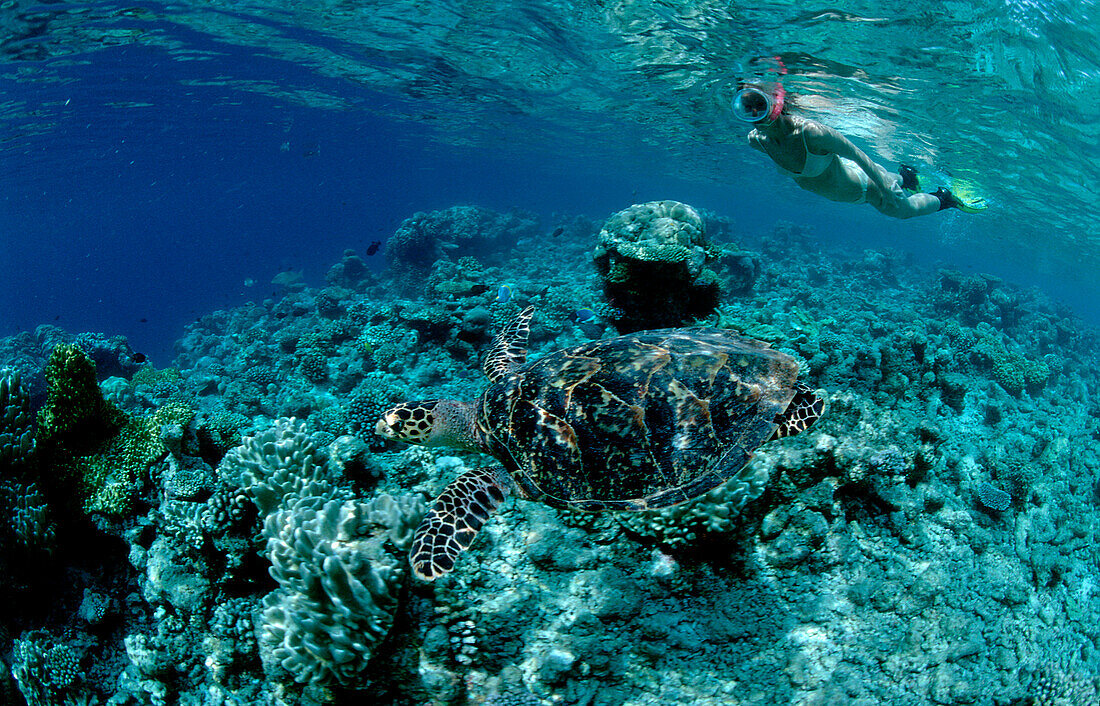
375,399,480,450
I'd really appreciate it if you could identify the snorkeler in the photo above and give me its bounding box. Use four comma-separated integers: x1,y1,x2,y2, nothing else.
733,83,981,218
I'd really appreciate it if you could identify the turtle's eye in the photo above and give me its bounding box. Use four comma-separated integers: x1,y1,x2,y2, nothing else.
374,411,402,439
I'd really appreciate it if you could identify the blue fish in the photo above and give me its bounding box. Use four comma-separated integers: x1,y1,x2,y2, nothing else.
574,308,597,323
496,284,512,303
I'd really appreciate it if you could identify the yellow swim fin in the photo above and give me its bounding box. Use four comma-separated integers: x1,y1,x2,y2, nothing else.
900,165,987,212
947,177,988,213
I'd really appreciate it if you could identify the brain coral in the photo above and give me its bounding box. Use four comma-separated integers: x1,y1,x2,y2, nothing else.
592,200,722,330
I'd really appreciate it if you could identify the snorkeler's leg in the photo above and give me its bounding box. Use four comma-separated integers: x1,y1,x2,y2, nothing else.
898,192,942,218
868,181,940,219
931,187,986,214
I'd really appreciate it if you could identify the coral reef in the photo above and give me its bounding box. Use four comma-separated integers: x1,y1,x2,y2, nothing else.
385,206,539,293
260,492,424,686
3,203,1100,705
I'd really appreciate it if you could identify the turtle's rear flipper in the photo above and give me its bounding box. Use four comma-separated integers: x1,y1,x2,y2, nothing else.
410,466,511,580
773,383,825,439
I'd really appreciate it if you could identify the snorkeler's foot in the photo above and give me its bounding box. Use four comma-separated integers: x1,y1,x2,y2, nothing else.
899,164,920,192
932,186,986,214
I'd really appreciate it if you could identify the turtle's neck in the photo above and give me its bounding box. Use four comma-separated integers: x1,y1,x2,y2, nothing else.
430,399,485,452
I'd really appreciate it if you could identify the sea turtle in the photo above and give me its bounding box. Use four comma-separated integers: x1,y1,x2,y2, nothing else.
376,307,824,580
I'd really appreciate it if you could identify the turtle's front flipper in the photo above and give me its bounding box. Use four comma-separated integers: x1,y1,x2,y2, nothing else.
410,466,512,580
773,383,825,439
483,306,534,383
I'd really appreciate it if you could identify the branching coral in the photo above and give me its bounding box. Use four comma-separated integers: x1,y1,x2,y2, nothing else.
32,345,195,517
10,630,84,706
0,369,35,467
36,343,126,452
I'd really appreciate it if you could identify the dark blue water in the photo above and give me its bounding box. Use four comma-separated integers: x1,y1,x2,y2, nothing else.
1,38,742,360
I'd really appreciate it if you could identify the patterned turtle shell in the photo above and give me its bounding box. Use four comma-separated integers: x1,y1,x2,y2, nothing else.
475,329,805,512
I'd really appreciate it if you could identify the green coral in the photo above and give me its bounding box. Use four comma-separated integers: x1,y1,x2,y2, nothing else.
34,346,195,518
975,336,1050,394
79,401,196,516
130,365,182,390
36,344,126,451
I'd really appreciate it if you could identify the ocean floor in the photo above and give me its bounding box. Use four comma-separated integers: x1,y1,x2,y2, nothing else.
1,201,1098,705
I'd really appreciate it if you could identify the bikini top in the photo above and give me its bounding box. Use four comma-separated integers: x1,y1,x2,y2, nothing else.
776,129,835,178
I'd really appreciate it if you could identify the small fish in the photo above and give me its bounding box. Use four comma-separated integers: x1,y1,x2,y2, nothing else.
244,278,255,287
496,284,512,304
575,308,597,323
139,318,148,323
53,315,60,321
469,284,490,295
366,240,382,256
551,226,564,237
132,352,147,363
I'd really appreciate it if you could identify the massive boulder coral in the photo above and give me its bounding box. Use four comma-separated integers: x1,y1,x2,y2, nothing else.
592,200,722,330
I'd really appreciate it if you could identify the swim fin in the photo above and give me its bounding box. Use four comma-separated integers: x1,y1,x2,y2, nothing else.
932,186,986,214
899,164,920,192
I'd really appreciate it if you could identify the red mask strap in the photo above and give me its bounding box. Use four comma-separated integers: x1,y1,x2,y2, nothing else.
770,56,786,119
769,85,786,120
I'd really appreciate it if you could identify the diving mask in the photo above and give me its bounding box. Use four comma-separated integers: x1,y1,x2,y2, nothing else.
732,87,776,123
